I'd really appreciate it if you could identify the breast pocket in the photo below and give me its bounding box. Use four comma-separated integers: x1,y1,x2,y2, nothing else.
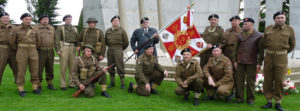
279,32,291,45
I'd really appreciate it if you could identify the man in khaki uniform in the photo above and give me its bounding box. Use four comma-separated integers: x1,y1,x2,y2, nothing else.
261,11,295,111
233,18,264,105
77,17,110,97
203,45,234,103
37,14,56,90
72,44,109,98
9,13,41,97
199,14,225,68
223,16,242,98
0,12,18,85
174,48,204,106
128,44,168,96
105,15,129,89
54,14,79,90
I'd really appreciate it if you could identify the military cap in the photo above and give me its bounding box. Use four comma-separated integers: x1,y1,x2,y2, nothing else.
145,44,154,49
229,15,240,22
86,17,98,23
38,14,49,21
273,11,286,19
20,13,31,20
140,17,149,24
181,48,191,55
0,12,9,18
208,14,219,20
82,44,95,52
63,14,72,21
212,44,220,50
111,15,120,22
243,18,255,23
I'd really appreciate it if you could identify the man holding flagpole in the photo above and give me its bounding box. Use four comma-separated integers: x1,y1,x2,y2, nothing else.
199,14,225,68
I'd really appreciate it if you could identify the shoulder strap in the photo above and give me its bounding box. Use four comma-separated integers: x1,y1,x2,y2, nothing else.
83,29,88,43
91,56,96,64
22,29,32,41
73,27,78,33
61,26,66,42
96,30,100,42
78,57,85,69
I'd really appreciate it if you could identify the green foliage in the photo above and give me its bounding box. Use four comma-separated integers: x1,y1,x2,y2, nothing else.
25,0,60,25
0,0,7,12
77,9,83,32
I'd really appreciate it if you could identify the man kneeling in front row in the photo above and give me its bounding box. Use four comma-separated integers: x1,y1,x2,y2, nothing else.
174,48,204,106
72,44,109,97
202,44,234,102
128,44,168,96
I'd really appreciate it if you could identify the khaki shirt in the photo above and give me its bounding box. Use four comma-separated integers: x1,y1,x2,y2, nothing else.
37,24,55,48
175,59,203,85
9,24,40,49
135,53,164,84
72,55,102,86
54,24,79,52
203,54,233,87
104,26,129,50
224,27,242,46
0,23,14,45
202,25,225,47
79,28,106,56
263,24,296,53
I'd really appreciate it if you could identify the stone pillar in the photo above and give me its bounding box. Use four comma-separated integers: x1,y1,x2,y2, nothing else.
138,0,145,20
265,0,282,27
157,0,164,30
244,0,260,30
118,0,128,32
290,0,300,50
83,0,105,31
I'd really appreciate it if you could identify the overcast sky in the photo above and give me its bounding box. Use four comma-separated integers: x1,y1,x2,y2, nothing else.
5,0,83,25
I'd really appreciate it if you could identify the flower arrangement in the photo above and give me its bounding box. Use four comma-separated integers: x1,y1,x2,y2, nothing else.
255,74,299,95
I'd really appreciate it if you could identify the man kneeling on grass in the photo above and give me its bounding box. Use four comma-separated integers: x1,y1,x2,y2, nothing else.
174,48,204,106
72,44,109,98
128,44,168,96
202,44,234,102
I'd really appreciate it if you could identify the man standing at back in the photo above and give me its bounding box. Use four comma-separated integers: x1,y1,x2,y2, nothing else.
37,14,56,91
54,14,79,90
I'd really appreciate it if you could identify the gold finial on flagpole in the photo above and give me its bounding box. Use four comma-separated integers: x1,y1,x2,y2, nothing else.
187,1,196,9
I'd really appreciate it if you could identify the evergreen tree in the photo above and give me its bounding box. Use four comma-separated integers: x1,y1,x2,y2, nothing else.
26,0,60,25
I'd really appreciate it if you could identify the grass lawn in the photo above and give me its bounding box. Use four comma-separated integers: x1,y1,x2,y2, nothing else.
0,64,299,111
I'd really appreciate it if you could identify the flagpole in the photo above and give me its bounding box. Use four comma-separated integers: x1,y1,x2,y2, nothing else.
124,2,197,64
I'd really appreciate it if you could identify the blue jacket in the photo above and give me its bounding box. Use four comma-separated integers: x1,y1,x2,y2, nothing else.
130,27,159,56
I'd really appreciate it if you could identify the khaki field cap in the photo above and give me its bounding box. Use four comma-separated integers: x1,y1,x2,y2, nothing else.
86,17,98,23
82,44,95,52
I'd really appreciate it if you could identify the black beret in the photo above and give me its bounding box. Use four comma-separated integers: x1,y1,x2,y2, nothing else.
145,44,154,49
212,44,220,50
20,13,31,20
63,14,72,21
273,11,285,19
111,15,120,22
140,17,149,24
243,18,255,23
181,48,191,55
208,14,219,20
38,14,49,21
0,12,9,18
229,16,240,21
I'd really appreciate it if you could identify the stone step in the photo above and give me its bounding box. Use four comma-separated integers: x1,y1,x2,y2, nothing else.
286,72,300,80
291,67,300,73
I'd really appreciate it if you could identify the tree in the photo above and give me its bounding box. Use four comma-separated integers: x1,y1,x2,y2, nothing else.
25,0,60,25
0,0,7,12
77,9,83,32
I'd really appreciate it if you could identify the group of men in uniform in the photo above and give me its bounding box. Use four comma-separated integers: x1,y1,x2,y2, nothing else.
0,10,295,111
